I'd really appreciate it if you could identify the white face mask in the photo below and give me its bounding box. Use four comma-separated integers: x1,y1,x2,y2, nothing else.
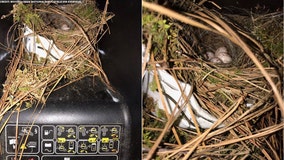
23,26,73,62
142,43,223,129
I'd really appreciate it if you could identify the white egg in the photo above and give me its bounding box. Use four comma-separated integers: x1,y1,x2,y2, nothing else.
205,51,215,60
60,24,71,31
210,57,222,64
216,46,227,53
215,47,232,63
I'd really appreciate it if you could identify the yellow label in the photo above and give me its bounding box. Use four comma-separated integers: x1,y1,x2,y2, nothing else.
101,137,109,143
88,137,97,143
57,137,66,143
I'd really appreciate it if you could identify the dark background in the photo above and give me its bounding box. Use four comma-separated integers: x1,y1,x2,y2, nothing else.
0,4,14,87
205,0,283,13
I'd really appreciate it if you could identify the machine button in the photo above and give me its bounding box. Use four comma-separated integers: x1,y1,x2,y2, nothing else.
42,125,55,139
5,125,40,154
42,141,54,154
98,125,120,154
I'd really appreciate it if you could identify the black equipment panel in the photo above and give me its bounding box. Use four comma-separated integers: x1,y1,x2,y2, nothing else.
0,77,131,160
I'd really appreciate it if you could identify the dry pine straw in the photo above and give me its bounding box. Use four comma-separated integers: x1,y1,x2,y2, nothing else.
142,1,283,160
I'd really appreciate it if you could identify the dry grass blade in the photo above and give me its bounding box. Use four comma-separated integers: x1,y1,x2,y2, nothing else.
145,55,184,160
203,123,284,148
142,1,214,32
167,96,244,159
142,34,152,77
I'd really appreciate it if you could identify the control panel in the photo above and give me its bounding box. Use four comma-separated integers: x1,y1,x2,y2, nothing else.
4,124,121,160
0,77,131,160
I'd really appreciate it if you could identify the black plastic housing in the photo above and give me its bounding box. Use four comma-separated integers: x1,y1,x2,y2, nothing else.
0,77,131,160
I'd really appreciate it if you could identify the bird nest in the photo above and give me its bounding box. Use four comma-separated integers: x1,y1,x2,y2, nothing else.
0,1,113,131
143,1,283,159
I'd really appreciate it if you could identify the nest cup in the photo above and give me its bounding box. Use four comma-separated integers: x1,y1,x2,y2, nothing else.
181,26,255,68
28,2,104,60
9,1,114,81
176,16,279,119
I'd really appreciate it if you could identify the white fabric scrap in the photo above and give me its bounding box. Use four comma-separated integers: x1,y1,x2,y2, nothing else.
142,44,223,129
23,26,73,62
143,68,223,129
